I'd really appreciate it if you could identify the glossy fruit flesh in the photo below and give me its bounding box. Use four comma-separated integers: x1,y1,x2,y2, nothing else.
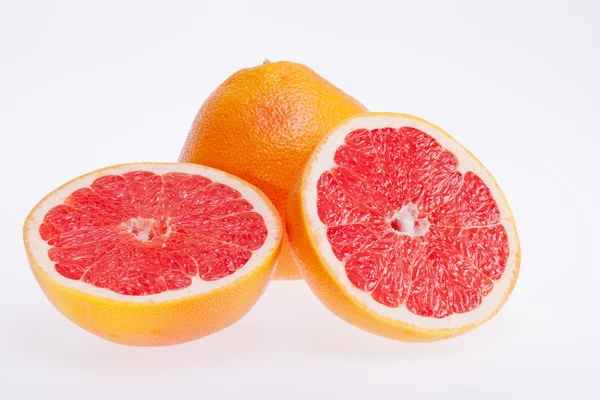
39,171,268,295
317,127,508,318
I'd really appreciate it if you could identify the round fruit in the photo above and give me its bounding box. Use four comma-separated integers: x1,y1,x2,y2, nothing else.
23,163,282,346
287,113,520,341
179,60,367,280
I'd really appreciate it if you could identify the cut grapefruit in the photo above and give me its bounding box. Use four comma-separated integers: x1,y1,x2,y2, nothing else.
23,163,282,346
287,113,520,341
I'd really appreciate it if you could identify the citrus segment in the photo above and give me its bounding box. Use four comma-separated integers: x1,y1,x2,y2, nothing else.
287,113,520,340
24,163,282,346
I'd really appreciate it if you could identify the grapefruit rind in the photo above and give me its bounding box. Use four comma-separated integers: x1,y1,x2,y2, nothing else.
290,112,520,338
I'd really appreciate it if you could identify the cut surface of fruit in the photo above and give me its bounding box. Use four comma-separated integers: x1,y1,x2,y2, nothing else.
24,163,282,345
179,60,367,280
287,113,520,340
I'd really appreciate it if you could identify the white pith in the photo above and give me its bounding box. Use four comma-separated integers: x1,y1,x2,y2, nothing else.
302,115,519,330
388,203,430,237
122,217,169,242
24,163,282,303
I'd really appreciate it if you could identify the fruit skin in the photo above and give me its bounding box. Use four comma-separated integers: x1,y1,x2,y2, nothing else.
23,163,282,346
28,250,279,346
31,252,280,346
286,112,521,341
179,61,367,280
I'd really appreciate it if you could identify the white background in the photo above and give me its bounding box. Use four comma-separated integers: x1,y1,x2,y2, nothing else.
1,0,599,399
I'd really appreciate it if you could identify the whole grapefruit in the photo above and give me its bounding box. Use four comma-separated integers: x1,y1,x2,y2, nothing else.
180,60,367,279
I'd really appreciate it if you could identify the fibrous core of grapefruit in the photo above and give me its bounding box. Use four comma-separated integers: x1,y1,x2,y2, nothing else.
287,113,520,340
24,163,282,346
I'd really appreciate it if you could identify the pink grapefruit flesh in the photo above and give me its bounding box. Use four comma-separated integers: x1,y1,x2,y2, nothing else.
317,127,508,318
39,171,269,295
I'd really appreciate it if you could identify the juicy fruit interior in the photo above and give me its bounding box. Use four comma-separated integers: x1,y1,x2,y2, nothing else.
39,171,268,296
317,127,509,318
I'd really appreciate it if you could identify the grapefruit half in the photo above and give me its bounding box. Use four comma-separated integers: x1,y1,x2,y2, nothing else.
24,163,282,346
287,113,520,341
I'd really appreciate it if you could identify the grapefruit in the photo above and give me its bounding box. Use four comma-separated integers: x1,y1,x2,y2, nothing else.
179,60,367,280
23,163,282,346
287,113,520,341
